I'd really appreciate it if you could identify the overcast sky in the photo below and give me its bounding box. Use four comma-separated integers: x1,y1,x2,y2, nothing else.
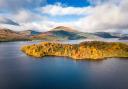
0,0,128,33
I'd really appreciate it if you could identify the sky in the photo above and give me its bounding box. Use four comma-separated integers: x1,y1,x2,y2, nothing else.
0,0,128,33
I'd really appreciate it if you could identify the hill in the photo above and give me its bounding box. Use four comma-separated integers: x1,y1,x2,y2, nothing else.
119,36,128,40
0,28,42,42
51,26,79,32
31,26,86,40
94,32,119,38
21,41,128,60
18,30,41,36
0,28,28,42
24,29,128,40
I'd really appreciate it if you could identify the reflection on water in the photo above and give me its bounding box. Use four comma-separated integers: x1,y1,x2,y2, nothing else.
0,41,128,89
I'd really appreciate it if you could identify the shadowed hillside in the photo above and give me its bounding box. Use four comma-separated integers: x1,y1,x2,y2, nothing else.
21,41,128,60
18,30,41,36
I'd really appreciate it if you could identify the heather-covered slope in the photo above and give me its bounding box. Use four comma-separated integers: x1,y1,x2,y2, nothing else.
21,41,128,60
0,28,28,42
0,28,41,42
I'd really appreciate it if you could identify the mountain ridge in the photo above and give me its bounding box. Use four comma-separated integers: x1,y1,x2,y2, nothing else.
0,26,128,42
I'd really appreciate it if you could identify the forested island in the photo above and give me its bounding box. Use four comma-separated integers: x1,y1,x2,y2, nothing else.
21,41,128,60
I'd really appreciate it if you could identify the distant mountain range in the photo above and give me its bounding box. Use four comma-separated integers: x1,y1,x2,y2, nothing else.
0,26,128,42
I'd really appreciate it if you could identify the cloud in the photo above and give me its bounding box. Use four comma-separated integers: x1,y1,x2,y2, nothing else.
75,3,128,32
36,0,128,32
11,10,46,23
0,0,47,23
39,3,92,16
0,0,46,12
0,16,19,25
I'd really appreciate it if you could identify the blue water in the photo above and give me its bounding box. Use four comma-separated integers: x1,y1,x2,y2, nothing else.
0,41,128,89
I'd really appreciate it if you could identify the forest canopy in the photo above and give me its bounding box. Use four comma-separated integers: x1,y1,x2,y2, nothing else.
21,41,128,60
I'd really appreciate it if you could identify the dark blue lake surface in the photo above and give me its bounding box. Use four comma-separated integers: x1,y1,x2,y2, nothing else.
0,41,128,89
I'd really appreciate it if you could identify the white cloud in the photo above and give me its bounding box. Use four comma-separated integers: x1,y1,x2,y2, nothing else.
11,9,46,23
75,3,128,32
39,3,92,16
0,0,46,12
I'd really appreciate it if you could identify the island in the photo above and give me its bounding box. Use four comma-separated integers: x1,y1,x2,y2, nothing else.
21,41,128,60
